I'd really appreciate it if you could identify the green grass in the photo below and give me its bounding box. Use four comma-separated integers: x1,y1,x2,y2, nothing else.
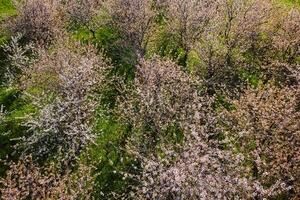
284,0,300,5
80,110,138,198
0,0,16,43
277,0,300,7
0,0,16,21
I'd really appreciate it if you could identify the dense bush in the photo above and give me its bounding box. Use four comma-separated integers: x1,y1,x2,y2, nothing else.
7,0,59,45
104,0,155,56
1,156,95,199
119,58,293,200
220,84,300,198
20,43,110,164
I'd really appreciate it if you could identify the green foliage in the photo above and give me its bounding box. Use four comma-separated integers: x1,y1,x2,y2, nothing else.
0,0,15,43
186,50,201,73
0,30,10,45
83,110,138,198
213,95,235,111
71,25,137,81
69,15,140,197
146,26,187,67
164,123,184,145
0,0,16,21
278,0,300,7
239,68,263,88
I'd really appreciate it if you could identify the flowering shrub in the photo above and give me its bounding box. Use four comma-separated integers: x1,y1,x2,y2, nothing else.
0,0,299,199
1,41,109,199
20,43,110,165
220,84,300,198
105,0,155,56
273,8,300,64
118,57,209,151
2,33,35,85
164,0,218,57
118,57,291,199
8,0,58,44
150,0,275,93
195,0,273,92
1,156,95,200
65,0,101,28
134,145,288,199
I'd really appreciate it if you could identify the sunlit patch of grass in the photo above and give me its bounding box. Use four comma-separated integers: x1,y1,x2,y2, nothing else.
0,0,16,21
276,0,300,7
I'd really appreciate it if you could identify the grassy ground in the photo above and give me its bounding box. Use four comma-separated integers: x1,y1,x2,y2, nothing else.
277,0,300,7
284,0,300,5
0,0,16,21
0,0,16,43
